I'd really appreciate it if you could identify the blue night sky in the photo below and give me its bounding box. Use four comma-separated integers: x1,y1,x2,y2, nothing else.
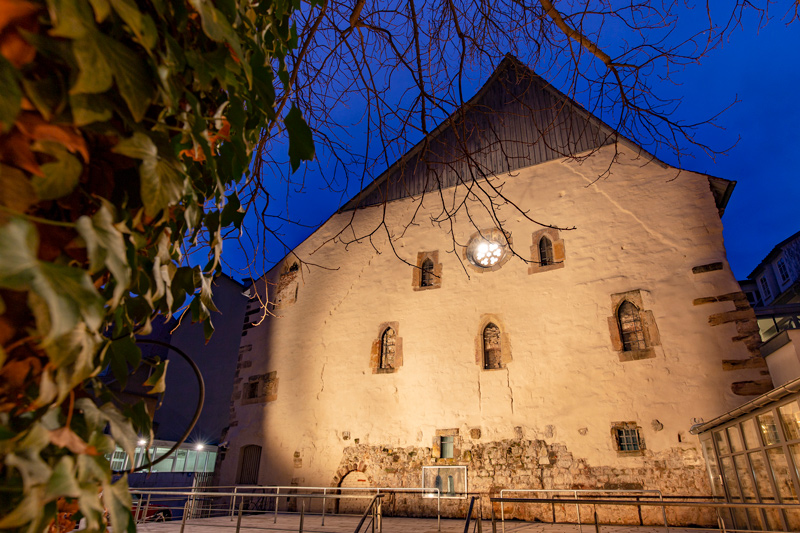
220,7,799,283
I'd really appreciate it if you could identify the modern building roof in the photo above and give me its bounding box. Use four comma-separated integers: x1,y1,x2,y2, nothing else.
748,229,800,279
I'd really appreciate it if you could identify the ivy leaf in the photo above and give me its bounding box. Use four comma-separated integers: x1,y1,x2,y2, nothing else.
86,0,110,21
143,359,168,394
106,336,140,390
113,132,185,217
187,0,242,61
0,164,37,217
47,0,95,38
0,487,44,529
0,218,104,340
70,93,112,126
285,105,314,172
0,56,21,132
31,141,82,200
108,0,157,50
71,32,113,94
45,456,81,501
76,202,131,307
101,33,153,121
102,476,132,533
100,403,137,464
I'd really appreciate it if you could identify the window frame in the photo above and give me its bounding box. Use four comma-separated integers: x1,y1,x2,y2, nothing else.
611,421,645,456
538,236,554,266
618,300,647,352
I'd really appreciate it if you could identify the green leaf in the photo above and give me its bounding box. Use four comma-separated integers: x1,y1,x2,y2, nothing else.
45,456,81,501
106,336,140,390
102,476,132,533
108,0,158,50
0,56,21,133
285,105,314,172
87,0,111,21
0,164,38,215
0,488,45,529
143,359,168,394
101,403,137,463
47,0,95,38
76,202,131,307
70,92,112,127
102,34,154,121
20,75,63,122
114,132,185,217
31,141,83,200
187,0,241,56
71,32,113,94
0,218,104,340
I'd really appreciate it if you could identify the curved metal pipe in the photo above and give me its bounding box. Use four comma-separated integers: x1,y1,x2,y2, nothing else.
112,339,205,474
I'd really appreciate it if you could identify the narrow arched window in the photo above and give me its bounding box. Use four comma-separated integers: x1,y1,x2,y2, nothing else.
380,327,396,369
618,301,646,351
420,258,435,287
237,444,262,485
539,236,554,266
483,323,502,369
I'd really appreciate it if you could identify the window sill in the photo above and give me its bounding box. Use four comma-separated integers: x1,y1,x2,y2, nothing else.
618,347,656,362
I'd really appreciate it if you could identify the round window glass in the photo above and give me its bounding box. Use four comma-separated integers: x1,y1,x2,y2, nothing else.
466,231,507,268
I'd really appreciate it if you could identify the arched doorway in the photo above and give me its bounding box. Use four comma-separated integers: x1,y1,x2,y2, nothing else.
336,470,371,515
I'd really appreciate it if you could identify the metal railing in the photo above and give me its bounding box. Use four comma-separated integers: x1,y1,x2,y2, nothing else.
463,495,483,533
227,484,441,530
489,495,800,533
498,489,668,533
353,494,384,533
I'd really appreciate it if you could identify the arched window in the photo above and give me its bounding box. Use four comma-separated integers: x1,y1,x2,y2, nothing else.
237,445,262,485
380,327,396,369
539,236,554,266
288,262,299,272
483,323,502,369
618,301,646,351
420,258,435,287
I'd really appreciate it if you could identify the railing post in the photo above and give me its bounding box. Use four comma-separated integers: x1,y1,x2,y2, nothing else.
437,490,441,532
299,501,304,533
593,509,600,533
637,496,643,525
275,487,280,524
576,490,583,533
321,488,326,526
500,490,505,533
230,486,237,521
491,502,497,533
179,499,189,533
143,493,151,522
235,498,244,533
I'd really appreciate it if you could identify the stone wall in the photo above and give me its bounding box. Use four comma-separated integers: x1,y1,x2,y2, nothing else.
331,437,714,526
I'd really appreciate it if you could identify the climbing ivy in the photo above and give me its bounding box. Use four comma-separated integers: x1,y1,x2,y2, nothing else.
0,0,314,530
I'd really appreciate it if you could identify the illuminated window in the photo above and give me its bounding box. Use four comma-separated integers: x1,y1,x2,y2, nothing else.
483,323,502,369
538,236,554,266
440,436,454,458
465,230,508,270
618,301,646,352
380,327,396,370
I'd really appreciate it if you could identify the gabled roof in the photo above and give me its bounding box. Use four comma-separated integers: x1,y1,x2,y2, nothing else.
338,54,734,216
748,229,800,279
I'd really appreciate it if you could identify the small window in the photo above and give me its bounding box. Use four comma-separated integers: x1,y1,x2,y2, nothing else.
380,327,396,369
483,323,502,369
538,236,554,266
440,436,454,459
612,422,645,454
421,258,435,287
618,301,646,352
760,277,772,300
777,259,790,283
616,427,642,451
237,445,262,485
244,382,259,400
288,262,299,272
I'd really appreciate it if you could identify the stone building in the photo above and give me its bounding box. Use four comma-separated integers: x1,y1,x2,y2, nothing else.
217,56,769,524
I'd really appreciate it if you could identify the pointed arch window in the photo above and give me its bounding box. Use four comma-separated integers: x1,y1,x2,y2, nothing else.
539,236,554,266
380,327,396,369
618,301,646,352
483,323,502,369
421,258,435,287
237,445,262,485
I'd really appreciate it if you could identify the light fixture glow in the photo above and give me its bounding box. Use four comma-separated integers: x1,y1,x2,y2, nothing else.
195,443,204,450
137,439,147,446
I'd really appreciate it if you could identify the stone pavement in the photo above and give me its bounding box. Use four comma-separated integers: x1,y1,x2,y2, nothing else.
133,513,705,533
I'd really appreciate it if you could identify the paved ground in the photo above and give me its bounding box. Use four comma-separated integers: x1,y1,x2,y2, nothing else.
132,513,706,533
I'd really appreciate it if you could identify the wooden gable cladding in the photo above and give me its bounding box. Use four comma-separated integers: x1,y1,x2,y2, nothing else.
341,55,616,211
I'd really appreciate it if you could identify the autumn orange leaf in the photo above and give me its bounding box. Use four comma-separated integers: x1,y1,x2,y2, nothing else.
49,426,99,455
0,128,43,175
0,0,39,33
15,113,89,162
0,6,38,68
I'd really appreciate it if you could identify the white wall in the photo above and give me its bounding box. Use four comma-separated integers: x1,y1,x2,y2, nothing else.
221,146,762,501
